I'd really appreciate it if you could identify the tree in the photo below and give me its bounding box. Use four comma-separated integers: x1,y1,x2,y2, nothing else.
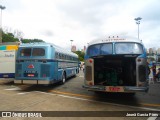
147,56,155,62
2,30,45,43
74,50,85,61
21,38,44,43
2,31,19,42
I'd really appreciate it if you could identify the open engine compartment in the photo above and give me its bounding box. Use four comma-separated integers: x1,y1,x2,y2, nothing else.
94,55,139,86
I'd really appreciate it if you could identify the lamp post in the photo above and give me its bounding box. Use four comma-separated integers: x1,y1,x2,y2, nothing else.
0,5,6,43
134,17,142,39
70,40,73,51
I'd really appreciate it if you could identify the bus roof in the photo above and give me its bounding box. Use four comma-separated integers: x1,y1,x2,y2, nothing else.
88,35,143,46
19,42,78,58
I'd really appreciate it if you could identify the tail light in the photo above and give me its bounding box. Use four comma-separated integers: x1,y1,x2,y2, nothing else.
89,59,93,63
89,82,93,85
137,58,142,62
43,74,46,78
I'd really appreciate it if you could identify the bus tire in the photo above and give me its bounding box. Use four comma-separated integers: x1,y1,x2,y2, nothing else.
60,73,66,85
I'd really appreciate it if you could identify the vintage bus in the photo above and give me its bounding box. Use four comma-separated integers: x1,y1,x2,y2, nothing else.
83,36,149,93
15,43,79,85
0,43,19,80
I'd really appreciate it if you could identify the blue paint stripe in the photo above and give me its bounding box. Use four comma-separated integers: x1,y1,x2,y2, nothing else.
0,46,6,50
16,59,78,63
0,73,15,78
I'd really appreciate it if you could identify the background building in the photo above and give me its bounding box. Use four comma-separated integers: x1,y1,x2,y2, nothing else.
157,48,160,55
148,48,153,55
71,45,76,52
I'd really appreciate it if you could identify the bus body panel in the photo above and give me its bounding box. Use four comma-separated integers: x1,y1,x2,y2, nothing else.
83,36,149,93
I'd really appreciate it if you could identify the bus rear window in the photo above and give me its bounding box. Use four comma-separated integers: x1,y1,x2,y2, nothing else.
115,43,143,54
32,48,45,56
87,43,112,56
20,48,31,56
20,48,45,57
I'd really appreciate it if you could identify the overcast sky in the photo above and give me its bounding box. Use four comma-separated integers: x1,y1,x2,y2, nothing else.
1,0,160,50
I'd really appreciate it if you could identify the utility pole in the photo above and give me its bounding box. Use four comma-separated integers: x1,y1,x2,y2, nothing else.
134,17,142,39
0,5,6,43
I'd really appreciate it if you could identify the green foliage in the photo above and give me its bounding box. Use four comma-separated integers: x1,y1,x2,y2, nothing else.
2,31,19,42
147,56,155,61
21,39,44,43
74,50,85,61
2,31,44,43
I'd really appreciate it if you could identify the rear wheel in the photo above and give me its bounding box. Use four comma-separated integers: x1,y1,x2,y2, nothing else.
60,73,66,84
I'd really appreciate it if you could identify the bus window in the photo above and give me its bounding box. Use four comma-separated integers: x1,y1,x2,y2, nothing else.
55,52,59,59
101,44,112,55
20,48,31,56
32,48,45,56
115,43,143,54
87,44,100,56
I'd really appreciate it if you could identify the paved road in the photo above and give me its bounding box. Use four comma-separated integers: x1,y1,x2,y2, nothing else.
12,70,159,109
0,71,159,120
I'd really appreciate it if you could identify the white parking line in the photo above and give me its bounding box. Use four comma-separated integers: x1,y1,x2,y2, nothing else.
17,92,31,95
78,75,84,78
147,117,157,120
4,87,21,91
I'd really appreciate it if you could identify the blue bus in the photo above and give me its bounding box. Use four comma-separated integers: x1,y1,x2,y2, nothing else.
83,36,149,94
15,43,79,85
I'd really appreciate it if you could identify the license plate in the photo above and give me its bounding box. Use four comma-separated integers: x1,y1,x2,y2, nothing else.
106,86,124,92
28,74,34,77
3,75,8,78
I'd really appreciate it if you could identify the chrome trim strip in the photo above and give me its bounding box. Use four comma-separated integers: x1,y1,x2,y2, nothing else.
14,80,53,84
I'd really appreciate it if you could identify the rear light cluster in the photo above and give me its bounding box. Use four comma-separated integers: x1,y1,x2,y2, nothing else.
86,66,92,81
137,58,142,62
85,59,93,82
138,65,146,82
89,59,93,63
42,74,46,78
89,82,93,85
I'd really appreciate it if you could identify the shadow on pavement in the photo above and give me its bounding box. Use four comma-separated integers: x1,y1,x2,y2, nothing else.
93,92,140,107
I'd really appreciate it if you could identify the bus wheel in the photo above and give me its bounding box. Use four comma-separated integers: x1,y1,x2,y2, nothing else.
60,73,66,84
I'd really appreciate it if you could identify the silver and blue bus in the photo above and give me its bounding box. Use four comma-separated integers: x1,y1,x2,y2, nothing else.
83,36,149,94
15,43,79,85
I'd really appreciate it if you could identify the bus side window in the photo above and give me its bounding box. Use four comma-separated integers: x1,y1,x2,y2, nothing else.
62,54,64,59
59,54,61,59
55,52,58,59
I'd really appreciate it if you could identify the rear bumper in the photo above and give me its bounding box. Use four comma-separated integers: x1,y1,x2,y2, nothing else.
83,85,149,93
14,80,54,85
